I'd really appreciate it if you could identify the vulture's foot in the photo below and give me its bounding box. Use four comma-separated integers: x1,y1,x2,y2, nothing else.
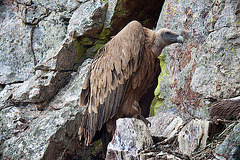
133,114,151,127
132,101,151,127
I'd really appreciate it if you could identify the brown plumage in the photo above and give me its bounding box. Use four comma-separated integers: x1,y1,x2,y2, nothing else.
78,21,183,154
210,99,240,120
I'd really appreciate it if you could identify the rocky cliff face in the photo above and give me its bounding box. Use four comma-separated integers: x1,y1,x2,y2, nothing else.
152,0,240,117
0,0,239,159
0,0,162,159
152,0,240,159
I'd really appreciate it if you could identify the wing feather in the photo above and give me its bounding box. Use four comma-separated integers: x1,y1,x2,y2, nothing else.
114,57,122,74
78,21,145,145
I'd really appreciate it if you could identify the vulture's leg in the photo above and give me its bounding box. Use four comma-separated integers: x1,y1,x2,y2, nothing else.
102,117,117,157
101,124,107,157
102,125,113,158
133,114,151,127
132,101,151,127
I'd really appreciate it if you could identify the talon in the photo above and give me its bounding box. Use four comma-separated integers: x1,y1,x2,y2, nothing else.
148,121,151,127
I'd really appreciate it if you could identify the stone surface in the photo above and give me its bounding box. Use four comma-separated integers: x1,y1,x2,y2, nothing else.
35,37,78,71
178,119,210,156
0,0,166,159
106,118,153,160
153,0,240,118
215,123,240,160
67,1,107,38
139,151,182,160
1,0,239,159
0,4,34,84
153,1,240,158
12,70,71,103
0,0,78,85
1,59,91,160
0,69,72,106
147,111,183,142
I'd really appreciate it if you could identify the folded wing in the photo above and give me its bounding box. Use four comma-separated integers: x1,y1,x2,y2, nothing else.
78,21,146,145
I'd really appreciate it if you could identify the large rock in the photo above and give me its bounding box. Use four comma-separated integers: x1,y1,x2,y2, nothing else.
106,118,153,160
0,0,167,159
147,111,183,142
35,37,78,71
0,0,78,85
215,123,240,159
0,38,77,105
68,0,107,38
0,4,34,84
1,59,91,159
153,0,240,117
152,1,240,158
178,119,210,156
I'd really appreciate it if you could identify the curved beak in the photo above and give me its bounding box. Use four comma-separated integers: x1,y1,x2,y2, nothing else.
176,35,184,44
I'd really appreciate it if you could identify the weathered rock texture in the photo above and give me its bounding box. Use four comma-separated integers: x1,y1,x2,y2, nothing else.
1,59,91,159
106,118,153,160
152,0,240,159
147,111,183,142
152,0,240,117
215,123,240,159
0,0,163,159
1,0,240,159
178,119,210,156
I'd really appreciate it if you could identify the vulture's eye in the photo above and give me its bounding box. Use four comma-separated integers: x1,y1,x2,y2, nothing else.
165,32,171,36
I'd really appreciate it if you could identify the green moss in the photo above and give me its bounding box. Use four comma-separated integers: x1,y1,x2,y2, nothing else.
159,55,168,81
209,17,214,23
149,98,163,117
104,2,109,15
149,54,169,116
154,54,168,96
150,54,170,116
74,40,86,60
85,26,111,57
91,139,102,155
142,19,150,26
98,28,111,40
45,7,49,14
86,42,105,56
165,5,169,15
94,43,105,51
81,37,94,46
115,0,128,16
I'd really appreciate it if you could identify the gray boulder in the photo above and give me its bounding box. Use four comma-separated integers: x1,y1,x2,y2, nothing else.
68,0,107,38
1,59,91,159
106,118,153,160
0,0,78,85
147,111,183,142
215,123,240,160
153,0,240,158
0,4,35,84
178,119,210,156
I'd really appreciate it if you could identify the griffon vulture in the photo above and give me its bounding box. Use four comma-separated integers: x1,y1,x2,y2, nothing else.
78,20,183,154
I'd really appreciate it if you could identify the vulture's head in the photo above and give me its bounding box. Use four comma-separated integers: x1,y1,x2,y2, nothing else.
152,28,183,57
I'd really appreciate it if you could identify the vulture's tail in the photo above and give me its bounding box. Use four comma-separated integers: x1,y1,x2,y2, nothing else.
78,108,100,146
